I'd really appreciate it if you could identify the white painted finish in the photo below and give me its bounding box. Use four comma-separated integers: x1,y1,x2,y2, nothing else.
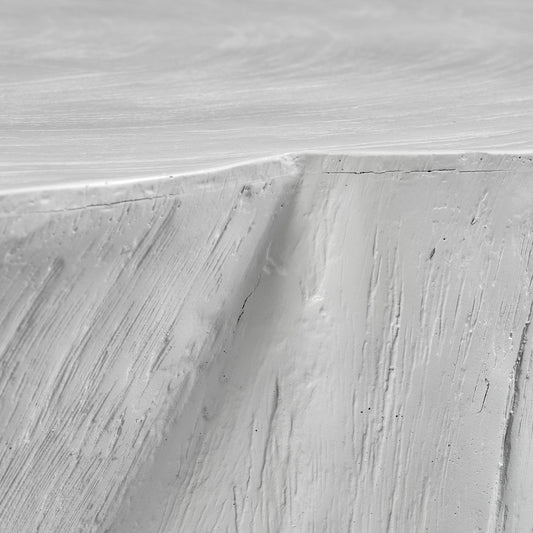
3,1,533,531
2,0,533,190
2,154,533,531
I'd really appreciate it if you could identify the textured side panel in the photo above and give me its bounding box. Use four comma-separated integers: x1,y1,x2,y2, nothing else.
2,154,533,532
0,161,301,532
108,154,533,533
316,154,533,533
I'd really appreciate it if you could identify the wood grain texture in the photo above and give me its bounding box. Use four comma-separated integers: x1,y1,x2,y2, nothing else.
2,153,533,531
2,0,533,189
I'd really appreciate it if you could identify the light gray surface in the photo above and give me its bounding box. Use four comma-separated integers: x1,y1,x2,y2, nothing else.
3,1,533,531
2,154,533,532
2,0,533,190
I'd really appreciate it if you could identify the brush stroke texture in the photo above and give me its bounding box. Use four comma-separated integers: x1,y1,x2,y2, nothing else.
2,0,533,190
1,154,533,532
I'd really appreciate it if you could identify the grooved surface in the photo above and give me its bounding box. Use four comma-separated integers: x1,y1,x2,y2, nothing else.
4,1,533,529
1,154,533,531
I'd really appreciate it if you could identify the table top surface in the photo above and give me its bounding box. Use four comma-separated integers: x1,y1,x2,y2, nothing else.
2,0,533,192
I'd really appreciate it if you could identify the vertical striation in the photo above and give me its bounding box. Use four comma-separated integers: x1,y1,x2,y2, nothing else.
1,153,533,532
